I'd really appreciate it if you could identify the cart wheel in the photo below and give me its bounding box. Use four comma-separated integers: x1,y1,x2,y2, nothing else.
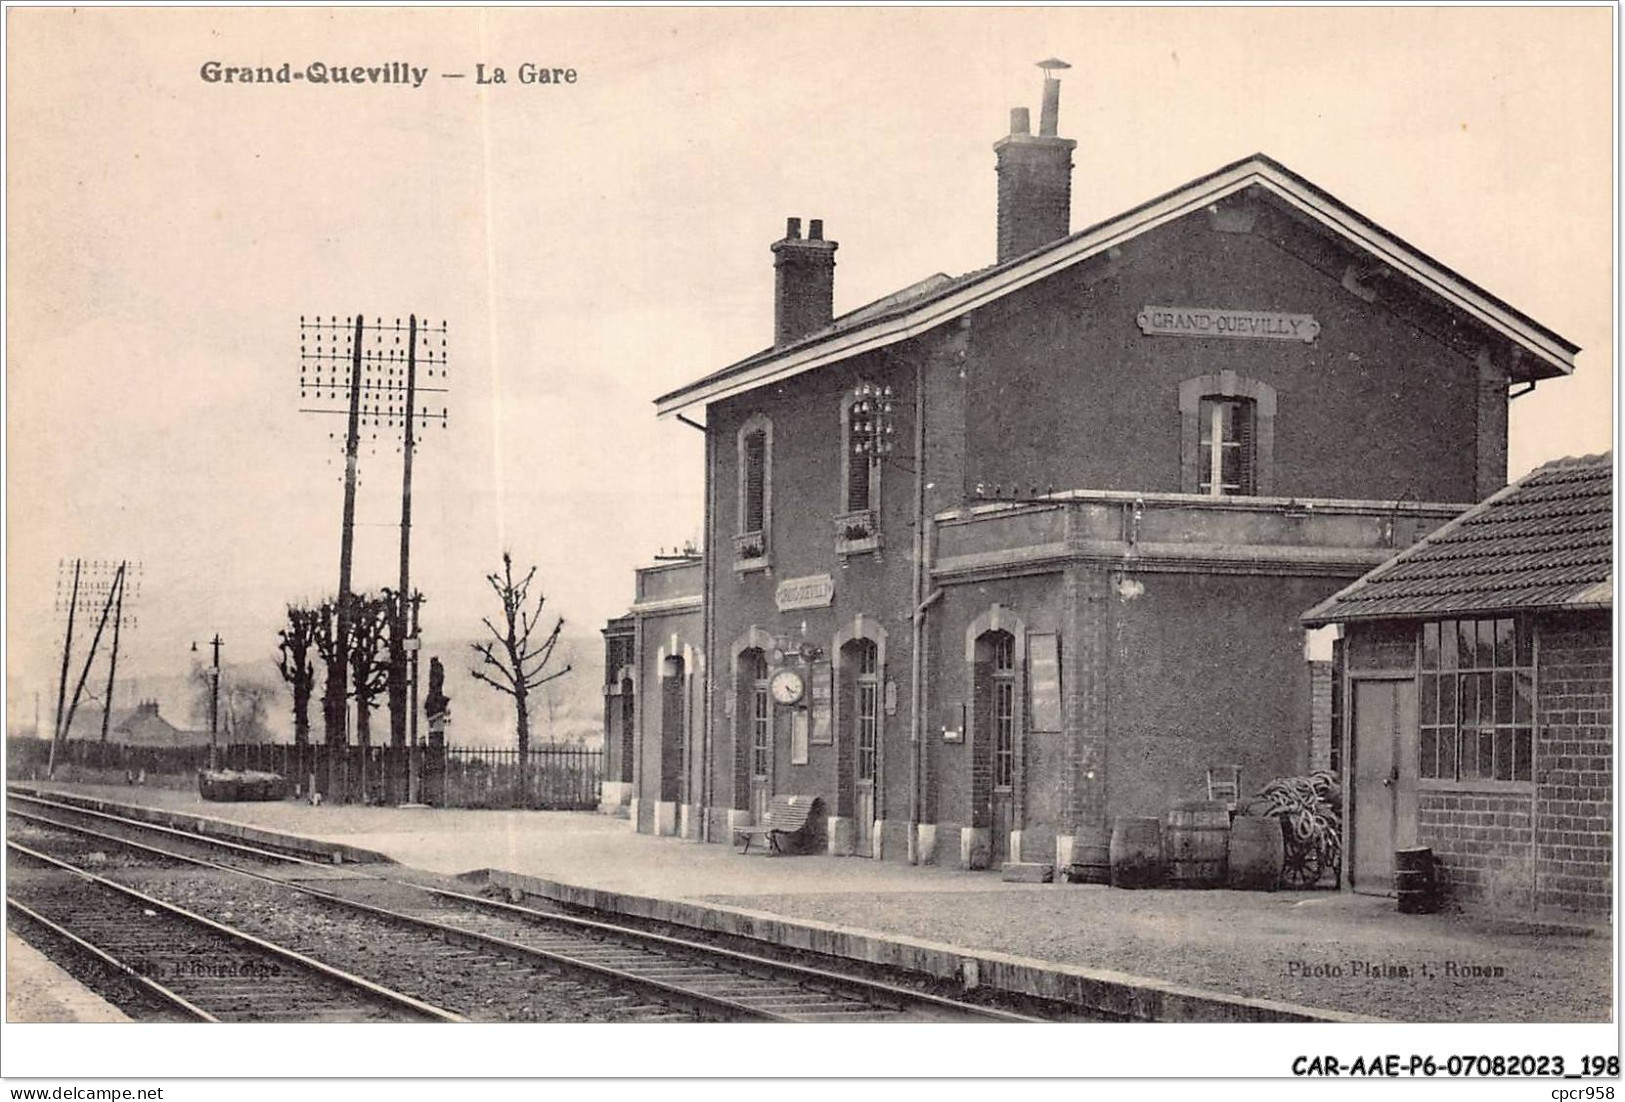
1282,842,1323,888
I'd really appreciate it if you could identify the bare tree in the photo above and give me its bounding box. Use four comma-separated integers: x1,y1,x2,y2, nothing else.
188,666,273,744
276,604,321,748
348,593,393,750
471,553,572,763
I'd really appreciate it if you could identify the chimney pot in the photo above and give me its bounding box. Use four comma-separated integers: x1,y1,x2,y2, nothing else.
1010,107,1030,135
785,216,802,240
809,219,823,241
1039,77,1061,136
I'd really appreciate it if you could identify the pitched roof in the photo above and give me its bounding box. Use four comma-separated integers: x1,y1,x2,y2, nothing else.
656,153,1579,417
1302,453,1613,625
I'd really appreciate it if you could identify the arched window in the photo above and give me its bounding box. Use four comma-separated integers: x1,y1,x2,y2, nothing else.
1179,373,1276,497
735,415,772,568
991,632,1016,789
749,649,771,780
1197,396,1257,496
854,639,879,783
837,389,883,554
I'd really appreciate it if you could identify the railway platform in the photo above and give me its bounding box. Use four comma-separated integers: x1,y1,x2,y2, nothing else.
7,928,131,1022
8,781,1612,1023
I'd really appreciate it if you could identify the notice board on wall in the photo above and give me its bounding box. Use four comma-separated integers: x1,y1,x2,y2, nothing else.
1029,632,1062,732
809,662,833,745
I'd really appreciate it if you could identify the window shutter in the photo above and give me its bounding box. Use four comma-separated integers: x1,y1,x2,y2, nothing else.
743,431,766,532
1236,400,1257,495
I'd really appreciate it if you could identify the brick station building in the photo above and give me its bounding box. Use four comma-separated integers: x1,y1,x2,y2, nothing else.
604,68,1581,872
1303,454,1611,915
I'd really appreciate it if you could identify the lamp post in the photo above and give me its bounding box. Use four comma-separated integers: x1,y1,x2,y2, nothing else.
194,634,222,769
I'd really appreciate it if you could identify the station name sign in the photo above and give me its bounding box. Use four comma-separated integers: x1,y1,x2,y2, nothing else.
775,573,835,612
1136,306,1320,343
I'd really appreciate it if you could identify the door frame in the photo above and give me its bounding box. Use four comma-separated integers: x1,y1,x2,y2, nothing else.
1345,671,1417,895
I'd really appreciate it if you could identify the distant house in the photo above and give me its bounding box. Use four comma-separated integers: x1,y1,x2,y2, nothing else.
67,699,211,748
1303,453,1611,915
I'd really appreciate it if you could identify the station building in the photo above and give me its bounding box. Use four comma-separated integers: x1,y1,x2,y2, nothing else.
604,69,1580,873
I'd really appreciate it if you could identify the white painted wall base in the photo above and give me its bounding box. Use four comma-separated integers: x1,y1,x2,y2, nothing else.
1009,829,1026,863
871,820,886,860
598,781,631,816
1055,833,1076,876
654,800,678,837
960,826,992,870
628,798,643,833
827,816,855,856
679,803,701,840
915,823,938,865
726,808,753,842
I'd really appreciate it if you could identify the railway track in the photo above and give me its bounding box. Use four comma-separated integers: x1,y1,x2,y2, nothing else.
7,792,1040,1023
7,843,460,1023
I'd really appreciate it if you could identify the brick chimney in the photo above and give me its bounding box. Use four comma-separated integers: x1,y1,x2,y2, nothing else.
994,60,1077,263
771,216,838,348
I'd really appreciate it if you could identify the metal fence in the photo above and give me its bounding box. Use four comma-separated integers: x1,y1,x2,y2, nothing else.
442,744,601,810
6,737,602,811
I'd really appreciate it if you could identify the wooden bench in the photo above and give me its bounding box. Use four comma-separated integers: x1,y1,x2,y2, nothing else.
734,795,824,855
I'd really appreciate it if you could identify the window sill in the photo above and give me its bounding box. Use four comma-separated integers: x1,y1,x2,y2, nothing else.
733,556,771,576
1418,779,1533,795
836,535,882,558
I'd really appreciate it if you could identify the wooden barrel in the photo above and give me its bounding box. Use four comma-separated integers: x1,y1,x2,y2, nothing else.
1164,801,1231,888
1395,847,1440,913
1109,816,1164,889
1067,831,1112,884
1227,814,1285,890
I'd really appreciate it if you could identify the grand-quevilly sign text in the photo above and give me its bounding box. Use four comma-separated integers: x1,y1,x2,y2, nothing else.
1136,306,1320,343
775,573,835,612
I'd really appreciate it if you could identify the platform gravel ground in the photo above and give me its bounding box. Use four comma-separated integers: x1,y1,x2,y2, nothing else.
707,887,1611,1023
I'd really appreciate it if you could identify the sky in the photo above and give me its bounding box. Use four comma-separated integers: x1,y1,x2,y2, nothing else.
5,6,1614,735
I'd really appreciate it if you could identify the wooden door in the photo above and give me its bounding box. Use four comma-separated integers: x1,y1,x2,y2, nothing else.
749,659,772,824
1349,678,1418,894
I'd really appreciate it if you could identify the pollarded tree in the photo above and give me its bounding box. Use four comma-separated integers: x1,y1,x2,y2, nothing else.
470,553,572,762
276,604,321,748
348,592,394,751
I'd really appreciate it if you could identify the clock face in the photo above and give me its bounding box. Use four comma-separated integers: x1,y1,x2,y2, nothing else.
769,668,806,706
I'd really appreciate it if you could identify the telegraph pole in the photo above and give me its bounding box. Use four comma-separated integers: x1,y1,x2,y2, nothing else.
98,564,128,743
390,314,419,751
53,562,124,775
300,313,447,779
48,559,82,777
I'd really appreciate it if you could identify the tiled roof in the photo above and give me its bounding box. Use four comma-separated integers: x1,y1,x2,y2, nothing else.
656,153,1579,415
1302,453,1613,625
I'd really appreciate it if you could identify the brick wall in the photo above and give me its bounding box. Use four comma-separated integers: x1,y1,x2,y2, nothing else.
1534,612,1612,915
1418,790,1535,910
1308,660,1333,772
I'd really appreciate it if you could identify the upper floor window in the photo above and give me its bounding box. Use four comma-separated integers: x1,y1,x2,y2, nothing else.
1179,372,1277,497
837,385,887,555
735,415,772,568
1419,617,1533,785
1198,396,1257,496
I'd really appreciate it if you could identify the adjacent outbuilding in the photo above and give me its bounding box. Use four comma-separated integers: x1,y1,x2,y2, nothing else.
1302,453,1611,915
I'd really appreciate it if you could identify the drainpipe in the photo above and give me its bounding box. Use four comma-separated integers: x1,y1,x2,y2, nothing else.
908,352,930,863
699,415,715,842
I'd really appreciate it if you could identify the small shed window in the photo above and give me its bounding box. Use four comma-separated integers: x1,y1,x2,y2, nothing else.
1419,617,1533,783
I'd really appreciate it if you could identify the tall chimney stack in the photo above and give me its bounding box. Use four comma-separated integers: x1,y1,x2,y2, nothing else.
994,59,1077,263
771,216,838,348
